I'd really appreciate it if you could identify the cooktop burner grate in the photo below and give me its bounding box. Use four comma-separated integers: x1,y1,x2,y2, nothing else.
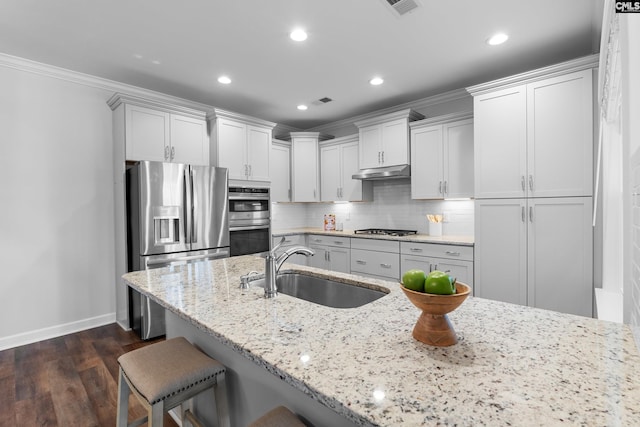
354,228,417,237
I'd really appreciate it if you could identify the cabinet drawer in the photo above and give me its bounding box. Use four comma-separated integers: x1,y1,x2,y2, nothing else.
351,249,400,280
351,238,399,252
307,234,350,248
274,234,305,247
400,242,473,261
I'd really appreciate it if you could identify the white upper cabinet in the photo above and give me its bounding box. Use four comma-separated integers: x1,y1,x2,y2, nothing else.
109,95,209,166
354,109,424,169
270,140,291,202
410,113,474,199
290,132,332,202
209,109,275,182
471,68,593,199
320,135,372,202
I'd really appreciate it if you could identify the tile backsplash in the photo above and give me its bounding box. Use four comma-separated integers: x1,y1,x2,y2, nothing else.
271,180,474,236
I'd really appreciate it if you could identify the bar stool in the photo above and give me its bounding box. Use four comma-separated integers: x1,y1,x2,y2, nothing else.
248,406,306,427
116,336,230,427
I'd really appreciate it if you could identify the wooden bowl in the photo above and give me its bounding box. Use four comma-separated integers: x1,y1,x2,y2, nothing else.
400,282,471,347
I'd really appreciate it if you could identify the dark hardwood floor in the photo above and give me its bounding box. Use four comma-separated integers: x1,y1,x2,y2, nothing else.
0,324,178,427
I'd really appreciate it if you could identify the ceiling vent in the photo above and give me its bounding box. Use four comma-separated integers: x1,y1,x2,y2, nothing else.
312,97,333,106
384,0,420,16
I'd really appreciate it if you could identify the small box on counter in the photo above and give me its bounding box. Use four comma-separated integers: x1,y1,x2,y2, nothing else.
324,214,336,231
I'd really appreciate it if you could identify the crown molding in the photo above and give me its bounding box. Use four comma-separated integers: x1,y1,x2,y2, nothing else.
466,54,599,96
410,111,473,128
208,108,276,129
107,93,207,119
319,133,358,147
353,108,424,128
288,131,334,142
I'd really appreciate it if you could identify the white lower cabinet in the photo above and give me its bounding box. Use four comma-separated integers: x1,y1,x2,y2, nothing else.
350,239,400,280
273,234,308,266
307,235,350,273
400,242,474,287
475,197,593,317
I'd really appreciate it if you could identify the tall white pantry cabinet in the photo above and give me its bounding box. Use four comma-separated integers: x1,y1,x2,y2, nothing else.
468,58,596,317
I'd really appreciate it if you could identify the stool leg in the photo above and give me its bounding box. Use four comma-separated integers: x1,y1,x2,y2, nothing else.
150,400,164,427
214,372,230,427
116,367,130,427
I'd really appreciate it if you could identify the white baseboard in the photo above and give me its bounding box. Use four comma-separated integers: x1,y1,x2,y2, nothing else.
0,312,116,351
594,288,623,323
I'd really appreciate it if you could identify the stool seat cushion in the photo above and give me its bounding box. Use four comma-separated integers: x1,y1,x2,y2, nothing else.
118,337,225,404
248,406,306,427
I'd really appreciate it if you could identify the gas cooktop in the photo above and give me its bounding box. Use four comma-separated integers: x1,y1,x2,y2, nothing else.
354,228,417,237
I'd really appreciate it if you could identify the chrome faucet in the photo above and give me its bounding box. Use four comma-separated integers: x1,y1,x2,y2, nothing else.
264,237,314,298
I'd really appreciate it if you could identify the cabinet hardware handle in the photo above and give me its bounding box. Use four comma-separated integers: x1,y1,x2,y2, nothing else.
378,151,381,164
170,146,175,160
434,264,438,270
356,260,366,265
529,175,534,191
327,252,331,262
521,176,525,191
325,251,329,261
313,238,322,242
337,188,340,198
445,251,460,256
380,263,391,268
409,248,423,252
288,189,291,200
334,241,343,245
244,164,248,176
313,189,316,199
529,206,534,222
439,181,443,194
521,206,525,222
164,146,170,160
249,164,252,176
444,181,448,194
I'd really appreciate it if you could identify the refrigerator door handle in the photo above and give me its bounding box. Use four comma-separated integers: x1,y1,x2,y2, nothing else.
190,167,197,243
184,167,193,245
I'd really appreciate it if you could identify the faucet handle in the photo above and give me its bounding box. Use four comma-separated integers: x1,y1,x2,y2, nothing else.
271,236,286,254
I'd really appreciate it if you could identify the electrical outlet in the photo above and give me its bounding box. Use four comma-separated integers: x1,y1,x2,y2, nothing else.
443,212,452,223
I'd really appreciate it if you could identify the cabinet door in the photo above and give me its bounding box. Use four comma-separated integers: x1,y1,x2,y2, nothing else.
444,119,474,198
341,142,366,201
527,197,592,317
170,115,208,165
125,105,169,162
292,137,318,202
527,70,593,197
434,259,474,288
474,86,527,198
401,255,437,275
247,125,271,181
308,244,328,270
381,118,409,166
217,119,247,180
328,247,350,273
411,124,444,199
270,144,291,202
320,145,341,201
474,199,527,305
359,125,381,169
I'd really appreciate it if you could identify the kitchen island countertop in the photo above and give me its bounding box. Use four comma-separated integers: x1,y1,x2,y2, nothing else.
272,227,474,246
122,255,639,426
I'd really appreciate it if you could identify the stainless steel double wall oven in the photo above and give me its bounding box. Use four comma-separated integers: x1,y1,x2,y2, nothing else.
228,186,271,256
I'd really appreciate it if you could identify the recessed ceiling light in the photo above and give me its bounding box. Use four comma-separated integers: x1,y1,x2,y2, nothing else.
290,28,308,42
369,77,384,86
217,76,231,84
487,33,509,46
297,104,308,111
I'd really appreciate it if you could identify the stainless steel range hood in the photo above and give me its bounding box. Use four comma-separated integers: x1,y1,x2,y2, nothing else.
352,164,410,180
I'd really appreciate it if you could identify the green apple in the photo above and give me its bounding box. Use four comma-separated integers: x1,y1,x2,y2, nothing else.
402,269,426,292
424,270,455,295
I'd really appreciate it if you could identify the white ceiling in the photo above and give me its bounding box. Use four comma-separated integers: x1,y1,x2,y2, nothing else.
0,0,604,129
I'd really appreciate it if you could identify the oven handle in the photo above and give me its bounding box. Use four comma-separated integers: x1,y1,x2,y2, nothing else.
230,225,271,232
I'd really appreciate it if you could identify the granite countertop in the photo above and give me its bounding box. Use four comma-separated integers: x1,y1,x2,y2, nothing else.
272,227,475,246
122,256,640,426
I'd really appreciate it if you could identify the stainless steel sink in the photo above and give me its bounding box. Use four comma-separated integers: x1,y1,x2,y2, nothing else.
251,271,388,308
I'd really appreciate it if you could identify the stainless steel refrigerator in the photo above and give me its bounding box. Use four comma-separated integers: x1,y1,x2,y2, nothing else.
126,161,229,339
